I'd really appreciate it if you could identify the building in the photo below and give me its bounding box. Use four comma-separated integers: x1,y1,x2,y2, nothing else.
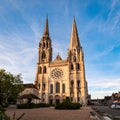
34,17,88,105
17,83,40,104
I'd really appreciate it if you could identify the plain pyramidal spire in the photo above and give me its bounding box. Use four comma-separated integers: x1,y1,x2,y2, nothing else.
69,17,80,49
43,15,49,36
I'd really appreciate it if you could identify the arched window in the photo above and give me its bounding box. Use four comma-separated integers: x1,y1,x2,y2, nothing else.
76,63,80,70
43,42,45,48
74,56,76,62
62,84,65,93
50,84,53,93
43,83,45,90
43,66,46,73
71,80,74,87
39,83,40,89
38,67,42,73
42,51,46,59
71,64,74,70
39,43,41,48
56,82,60,93
46,42,49,48
77,80,80,88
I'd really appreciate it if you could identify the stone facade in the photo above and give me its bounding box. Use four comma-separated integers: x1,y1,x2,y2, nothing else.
34,17,88,105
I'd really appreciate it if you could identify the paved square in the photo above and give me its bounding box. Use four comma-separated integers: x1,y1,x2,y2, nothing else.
6,107,92,120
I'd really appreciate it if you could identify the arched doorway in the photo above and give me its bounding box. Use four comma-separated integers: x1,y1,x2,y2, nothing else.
62,95,66,102
49,95,53,105
55,95,60,104
42,93,46,102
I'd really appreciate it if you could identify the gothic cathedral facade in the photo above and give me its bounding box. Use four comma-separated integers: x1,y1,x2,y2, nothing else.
34,17,88,105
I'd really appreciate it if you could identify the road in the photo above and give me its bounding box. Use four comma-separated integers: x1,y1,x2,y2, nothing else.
92,106,120,119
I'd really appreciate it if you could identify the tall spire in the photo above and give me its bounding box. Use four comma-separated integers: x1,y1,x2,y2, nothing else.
43,15,49,36
69,18,80,49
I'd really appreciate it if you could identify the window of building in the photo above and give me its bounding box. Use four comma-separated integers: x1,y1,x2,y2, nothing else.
38,67,42,73
46,42,49,48
39,43,41,48
42,51,46,59
62,84,65,93
50,84,53,93
71,64,74,70
76,63,80,70
43,42,45,48
43,66,46,73
77,80,80,88
77,97,80,101
74,56,76,62
56,82,60,93
39,83,40,89
71,80,74,87
71,97,73,101
43,83,45,90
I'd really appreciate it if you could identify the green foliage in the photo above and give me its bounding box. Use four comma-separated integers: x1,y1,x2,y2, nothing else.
55,97,82,110
63,97,71,103
17,103,35,109
17,103,50,109
0,69,24,107
35,103,50,108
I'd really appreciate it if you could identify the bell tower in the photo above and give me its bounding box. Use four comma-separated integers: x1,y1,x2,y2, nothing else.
67,18,88,104
38,16,52,63
34,16,52,103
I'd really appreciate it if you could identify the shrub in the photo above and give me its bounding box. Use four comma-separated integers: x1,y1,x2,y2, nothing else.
55,97,82,110
55,102,81,109
17,103,50,109
35,103,50,108
17,103,35,109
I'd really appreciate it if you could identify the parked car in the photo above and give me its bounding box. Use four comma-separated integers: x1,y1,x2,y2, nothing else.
110,102,120,109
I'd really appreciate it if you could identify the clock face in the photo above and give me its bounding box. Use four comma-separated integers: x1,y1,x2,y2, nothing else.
51,68,64,80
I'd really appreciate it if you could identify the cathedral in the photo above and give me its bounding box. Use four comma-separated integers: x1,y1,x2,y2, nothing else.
34,17,88,105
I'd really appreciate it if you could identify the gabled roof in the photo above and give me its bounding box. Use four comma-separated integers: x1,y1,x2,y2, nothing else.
54,53,62,61
23,83,37,89
18,93,41,100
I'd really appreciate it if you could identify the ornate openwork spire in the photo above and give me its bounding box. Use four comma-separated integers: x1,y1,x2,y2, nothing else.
43,15,49,36
69,18,80,49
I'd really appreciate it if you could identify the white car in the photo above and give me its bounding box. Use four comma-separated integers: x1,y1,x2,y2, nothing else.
110,102,120,109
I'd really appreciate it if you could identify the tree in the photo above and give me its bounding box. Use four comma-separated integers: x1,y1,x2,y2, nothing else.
0,69,24,106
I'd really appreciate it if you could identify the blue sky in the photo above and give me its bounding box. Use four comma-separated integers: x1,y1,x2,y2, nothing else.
0,0,120,99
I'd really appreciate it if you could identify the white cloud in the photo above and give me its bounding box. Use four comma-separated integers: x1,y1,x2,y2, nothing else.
98,0,120,33
90,40,120,60
89,78,120,88
29,21,41,44
90,90,118,99
0,31,37,83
